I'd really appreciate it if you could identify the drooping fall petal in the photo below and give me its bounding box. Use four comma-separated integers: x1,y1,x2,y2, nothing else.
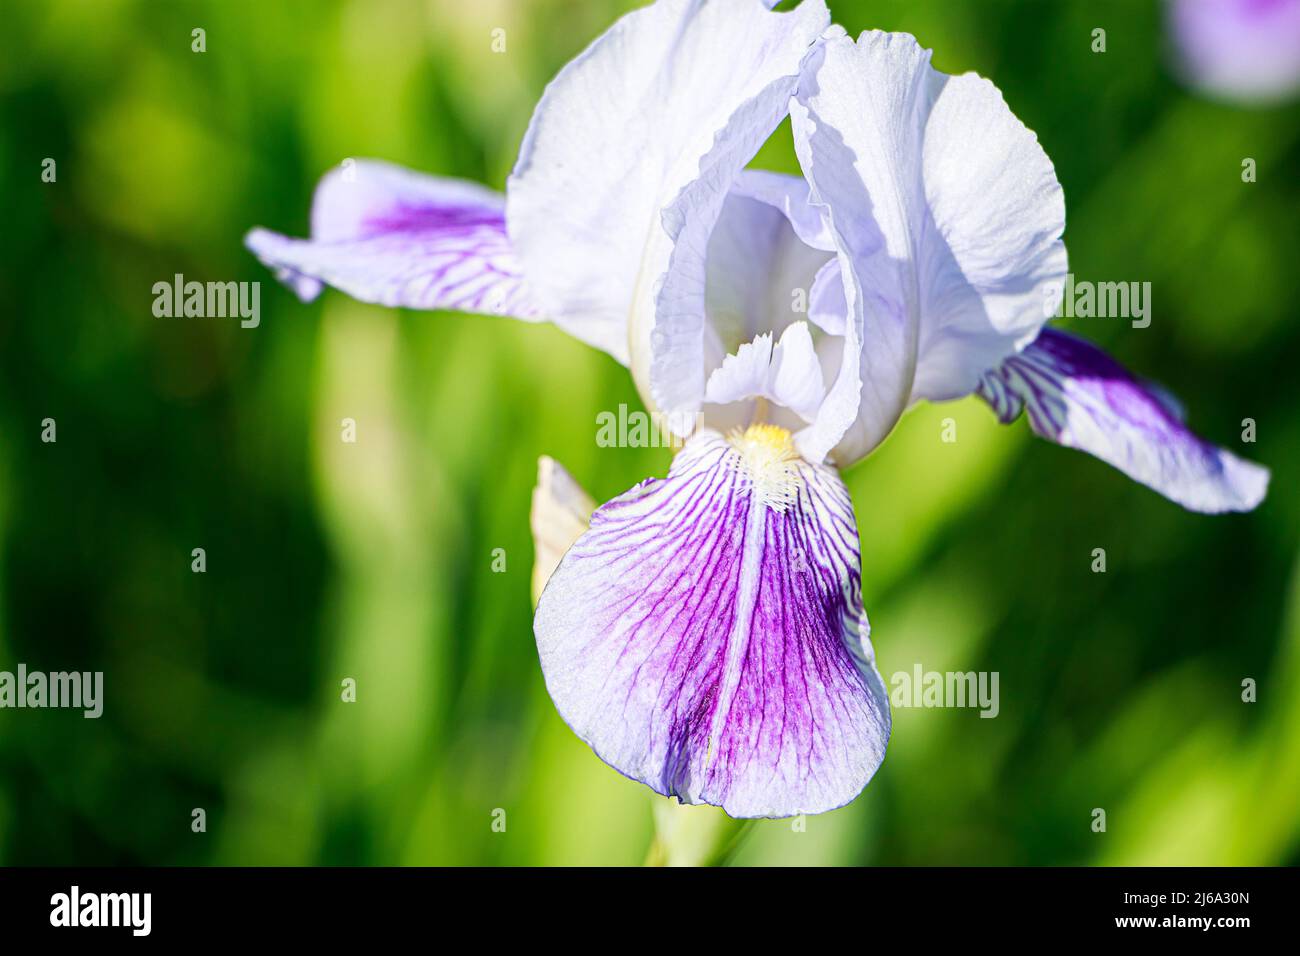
534,426,890,818
977,329,1269,513
246,159,543,319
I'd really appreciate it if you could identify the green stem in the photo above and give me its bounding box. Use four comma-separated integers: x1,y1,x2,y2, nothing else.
643,798,755,867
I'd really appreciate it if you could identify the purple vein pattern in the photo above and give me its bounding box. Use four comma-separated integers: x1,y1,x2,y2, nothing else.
245,159,542,319
534,430,890,818
976,328,1268,513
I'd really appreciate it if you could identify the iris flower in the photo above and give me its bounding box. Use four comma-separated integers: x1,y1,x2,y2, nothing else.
1168,0,1300,104
247,0,1269,818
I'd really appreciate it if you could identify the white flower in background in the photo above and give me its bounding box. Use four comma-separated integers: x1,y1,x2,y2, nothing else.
247,0,1268,818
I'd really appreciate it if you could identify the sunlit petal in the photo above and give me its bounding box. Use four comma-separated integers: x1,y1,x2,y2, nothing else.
246,160,542,319
704,173,834,366
792,31,1067,465
977,329,1269,513
534,427,890,818
530,456,598,605
508,0,829,378
704,322,826,423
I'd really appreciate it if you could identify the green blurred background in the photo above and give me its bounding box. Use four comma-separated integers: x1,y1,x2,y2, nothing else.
0,0,1297,866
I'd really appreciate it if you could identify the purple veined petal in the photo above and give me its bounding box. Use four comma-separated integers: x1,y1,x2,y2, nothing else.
1168,0,1300,104
534,426,890,818
245,159,544,321
976,329,1269,513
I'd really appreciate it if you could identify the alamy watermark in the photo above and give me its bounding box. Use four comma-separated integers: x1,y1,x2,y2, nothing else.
0,664,103,718
596,403,702,449
152,273,260,328
890,664,999,718
50,886,150,936
1047,273,1151,329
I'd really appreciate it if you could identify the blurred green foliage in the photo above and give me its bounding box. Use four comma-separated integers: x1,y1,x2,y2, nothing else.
0,0,1297,866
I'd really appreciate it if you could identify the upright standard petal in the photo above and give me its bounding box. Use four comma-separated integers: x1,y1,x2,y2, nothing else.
703,173,834,366
697,176,839,434
727,169,837,254
534,426,890,818
976,329,1269,513
508,0,829,374
246,159,543,319
791,31,1067,466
